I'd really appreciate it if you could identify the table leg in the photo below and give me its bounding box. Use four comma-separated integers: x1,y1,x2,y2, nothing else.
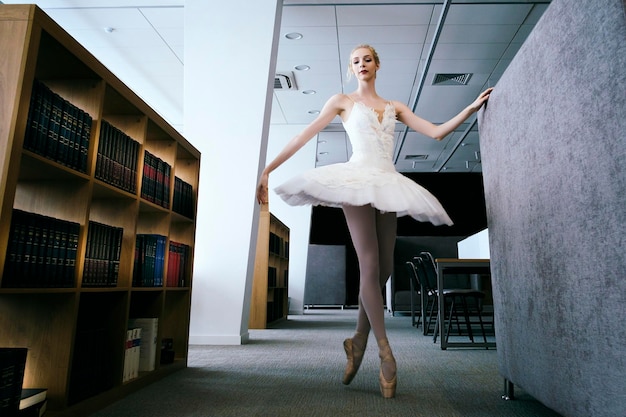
437,263,446,349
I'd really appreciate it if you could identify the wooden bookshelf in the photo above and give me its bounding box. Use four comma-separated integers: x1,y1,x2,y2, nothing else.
0,5,199,416
249,204,290,329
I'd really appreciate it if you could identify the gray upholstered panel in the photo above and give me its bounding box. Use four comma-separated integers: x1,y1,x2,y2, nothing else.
304,244,346,306
477,0,626,416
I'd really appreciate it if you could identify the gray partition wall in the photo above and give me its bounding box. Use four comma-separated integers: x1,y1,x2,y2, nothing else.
477,1,626,416
304,244,346,307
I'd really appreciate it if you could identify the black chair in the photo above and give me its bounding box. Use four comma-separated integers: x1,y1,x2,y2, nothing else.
405,259,438,335
418,252,488,345
404,260,425,329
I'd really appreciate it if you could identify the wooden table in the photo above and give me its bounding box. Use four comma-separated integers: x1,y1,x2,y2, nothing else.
435,258,495,350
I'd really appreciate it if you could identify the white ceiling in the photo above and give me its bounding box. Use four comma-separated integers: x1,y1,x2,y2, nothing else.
2,0,551,173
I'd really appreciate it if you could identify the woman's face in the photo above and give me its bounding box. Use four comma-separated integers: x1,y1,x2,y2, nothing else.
350,47,379,80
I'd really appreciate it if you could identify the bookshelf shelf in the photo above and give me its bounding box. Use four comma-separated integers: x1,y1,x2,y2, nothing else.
0,5,199,416
249,205,290,329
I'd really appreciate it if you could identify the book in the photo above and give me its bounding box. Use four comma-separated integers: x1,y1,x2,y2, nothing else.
19,388,46,410
122,328,142,382
18,399,46,417
0,348,27,415
122,329,132,383
127,318,158,372
130,328,141,380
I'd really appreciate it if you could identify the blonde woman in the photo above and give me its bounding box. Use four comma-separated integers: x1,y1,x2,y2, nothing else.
257,44,492,398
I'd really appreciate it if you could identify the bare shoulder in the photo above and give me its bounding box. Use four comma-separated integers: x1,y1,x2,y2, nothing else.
320,94,353,121
390,99,410,112
326,93,352,110
390,100,415,120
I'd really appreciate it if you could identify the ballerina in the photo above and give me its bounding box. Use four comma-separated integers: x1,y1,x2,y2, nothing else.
257,44,492,398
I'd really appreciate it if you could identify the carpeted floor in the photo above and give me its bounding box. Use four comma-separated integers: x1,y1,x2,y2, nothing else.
89,309,563,417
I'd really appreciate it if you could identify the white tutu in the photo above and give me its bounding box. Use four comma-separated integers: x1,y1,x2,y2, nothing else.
274,100,453,226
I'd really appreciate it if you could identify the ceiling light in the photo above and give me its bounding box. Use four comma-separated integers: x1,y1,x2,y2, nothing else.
302,90,316,95
294,65,310,71
318,152,329,155
285,32,303,40
104,27,115,33
308,110,320,115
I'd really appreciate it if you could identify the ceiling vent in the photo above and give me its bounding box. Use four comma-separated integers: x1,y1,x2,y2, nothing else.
274,72,297,90
432,73,472,86
405,154,428,160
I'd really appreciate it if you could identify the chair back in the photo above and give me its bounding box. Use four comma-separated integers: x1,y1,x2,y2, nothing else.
404,261,422,290
418,252,439,292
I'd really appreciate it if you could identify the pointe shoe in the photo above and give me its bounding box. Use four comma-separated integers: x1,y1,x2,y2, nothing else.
342,335,366,385
378,338,397,399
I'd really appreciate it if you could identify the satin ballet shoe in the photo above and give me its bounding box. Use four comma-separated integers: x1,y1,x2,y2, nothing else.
342,335,366,385
378,338,397,399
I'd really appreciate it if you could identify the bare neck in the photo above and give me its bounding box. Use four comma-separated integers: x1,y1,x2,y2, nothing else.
353,79,379,100
352,79,387,107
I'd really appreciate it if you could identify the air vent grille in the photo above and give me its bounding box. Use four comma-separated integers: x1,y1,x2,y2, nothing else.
432,73,472,86
405,154,428,160
274,72,297,90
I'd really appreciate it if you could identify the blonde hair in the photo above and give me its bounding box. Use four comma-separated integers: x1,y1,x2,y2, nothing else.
346,44,380,81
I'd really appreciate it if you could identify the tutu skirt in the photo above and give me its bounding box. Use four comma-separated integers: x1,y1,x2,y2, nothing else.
275,161,453,226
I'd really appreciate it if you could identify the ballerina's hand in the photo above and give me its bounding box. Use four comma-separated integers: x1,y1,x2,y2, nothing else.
468,87,494,112
256,175,269,205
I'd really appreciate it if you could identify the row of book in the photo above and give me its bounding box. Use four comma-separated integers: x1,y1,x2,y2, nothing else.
24,79,92,173
2,209,79,288
267,266,278,288
267,266,288,289
95,120,140,194
22,82,195,216
0,348,47,417
129,318,158,370
1,213,191,289
167,241,190,287
123,318,161,383
133,234,166,287
172,176,195,219
82,221,123,287
269,232,289,258
267,288,287,324
0,348,27,415
141,150,171,209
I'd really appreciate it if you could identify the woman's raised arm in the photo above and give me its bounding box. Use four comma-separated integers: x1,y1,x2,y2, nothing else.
256,94,348,204
395,87,493,141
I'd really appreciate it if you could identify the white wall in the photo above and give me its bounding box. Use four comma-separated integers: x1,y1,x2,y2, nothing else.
457,228,490,259
184,0,282,345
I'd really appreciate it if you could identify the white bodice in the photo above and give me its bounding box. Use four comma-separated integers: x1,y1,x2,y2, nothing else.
342,101,396,170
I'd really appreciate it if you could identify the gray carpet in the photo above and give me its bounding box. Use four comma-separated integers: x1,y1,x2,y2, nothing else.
89,310,562,416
